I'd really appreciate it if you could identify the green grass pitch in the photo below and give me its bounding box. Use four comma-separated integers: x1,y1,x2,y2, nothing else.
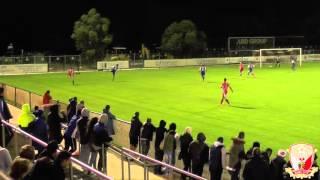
1,63,319,155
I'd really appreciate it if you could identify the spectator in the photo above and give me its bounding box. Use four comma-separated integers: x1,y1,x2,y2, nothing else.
163,123,178,166
179,127,193,178
9,158,32,180
38,140,59,159
245,141,260,160
209,137,227,180
87,117,99,169
16,145,35,162
42,90,52,105
30,108,48,154
0,145,12,173
77,100,85,111
0,87,14,146
77,108,90,164
30,141,59,179
103,105,116,136
52,151,71,180
261,148,272,165
64,108,82,153
269,149,287,180
17,104,36,132
47,104,66,143
227,131,245,180
189,132,209,176
66,97,77,122
243,148,269,180
129,112,142,151
154,120,167,174
91,114,112,171
140,118,156,155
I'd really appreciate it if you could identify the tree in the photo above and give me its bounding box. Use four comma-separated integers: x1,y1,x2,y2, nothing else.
71,8,112,60
161,20,207,58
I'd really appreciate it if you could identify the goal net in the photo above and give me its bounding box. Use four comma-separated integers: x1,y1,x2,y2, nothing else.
259,48,302,68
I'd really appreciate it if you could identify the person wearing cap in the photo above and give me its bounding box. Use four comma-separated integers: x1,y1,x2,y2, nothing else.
269,149,287,180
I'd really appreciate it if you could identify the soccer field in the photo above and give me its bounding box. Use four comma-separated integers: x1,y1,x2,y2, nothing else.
1,63,320,153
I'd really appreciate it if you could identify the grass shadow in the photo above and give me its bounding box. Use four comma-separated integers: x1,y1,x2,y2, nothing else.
230,105,256,110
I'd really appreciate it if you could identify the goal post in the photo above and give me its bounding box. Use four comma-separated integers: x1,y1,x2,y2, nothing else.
259,48,302,68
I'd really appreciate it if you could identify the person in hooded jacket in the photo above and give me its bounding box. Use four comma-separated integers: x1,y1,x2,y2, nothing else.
188,132,209,177
227,131,245,180
17,104,35,132
66,97,77,123
209,137,227,180
30,107,48,154
163,123,178,167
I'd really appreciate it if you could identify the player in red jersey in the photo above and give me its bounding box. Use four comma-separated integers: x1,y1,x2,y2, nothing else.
220,78,233,104
239,62,244,76
67,67,75,85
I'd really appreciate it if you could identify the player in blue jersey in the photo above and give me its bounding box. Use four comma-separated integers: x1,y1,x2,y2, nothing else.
199,64,207,81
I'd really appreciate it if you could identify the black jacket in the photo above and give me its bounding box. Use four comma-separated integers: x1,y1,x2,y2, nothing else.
179,133,193,159
47,105,65,143
141,122,156,141
29,156,55,180
209,144,224,171
0,97,12,121
129,117,142,138
77,116,89,144
189,141,209,165
243,156,269,180
155,127,167,149
93,122,113,147
269,156,286,180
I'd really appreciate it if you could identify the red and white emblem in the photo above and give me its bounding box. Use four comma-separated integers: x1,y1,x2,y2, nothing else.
285,144,318,179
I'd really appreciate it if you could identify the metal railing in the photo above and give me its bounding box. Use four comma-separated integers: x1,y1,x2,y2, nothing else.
122,147,207,180
1,120,113,180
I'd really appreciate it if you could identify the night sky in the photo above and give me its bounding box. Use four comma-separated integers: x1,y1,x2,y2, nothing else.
0,0,319,54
